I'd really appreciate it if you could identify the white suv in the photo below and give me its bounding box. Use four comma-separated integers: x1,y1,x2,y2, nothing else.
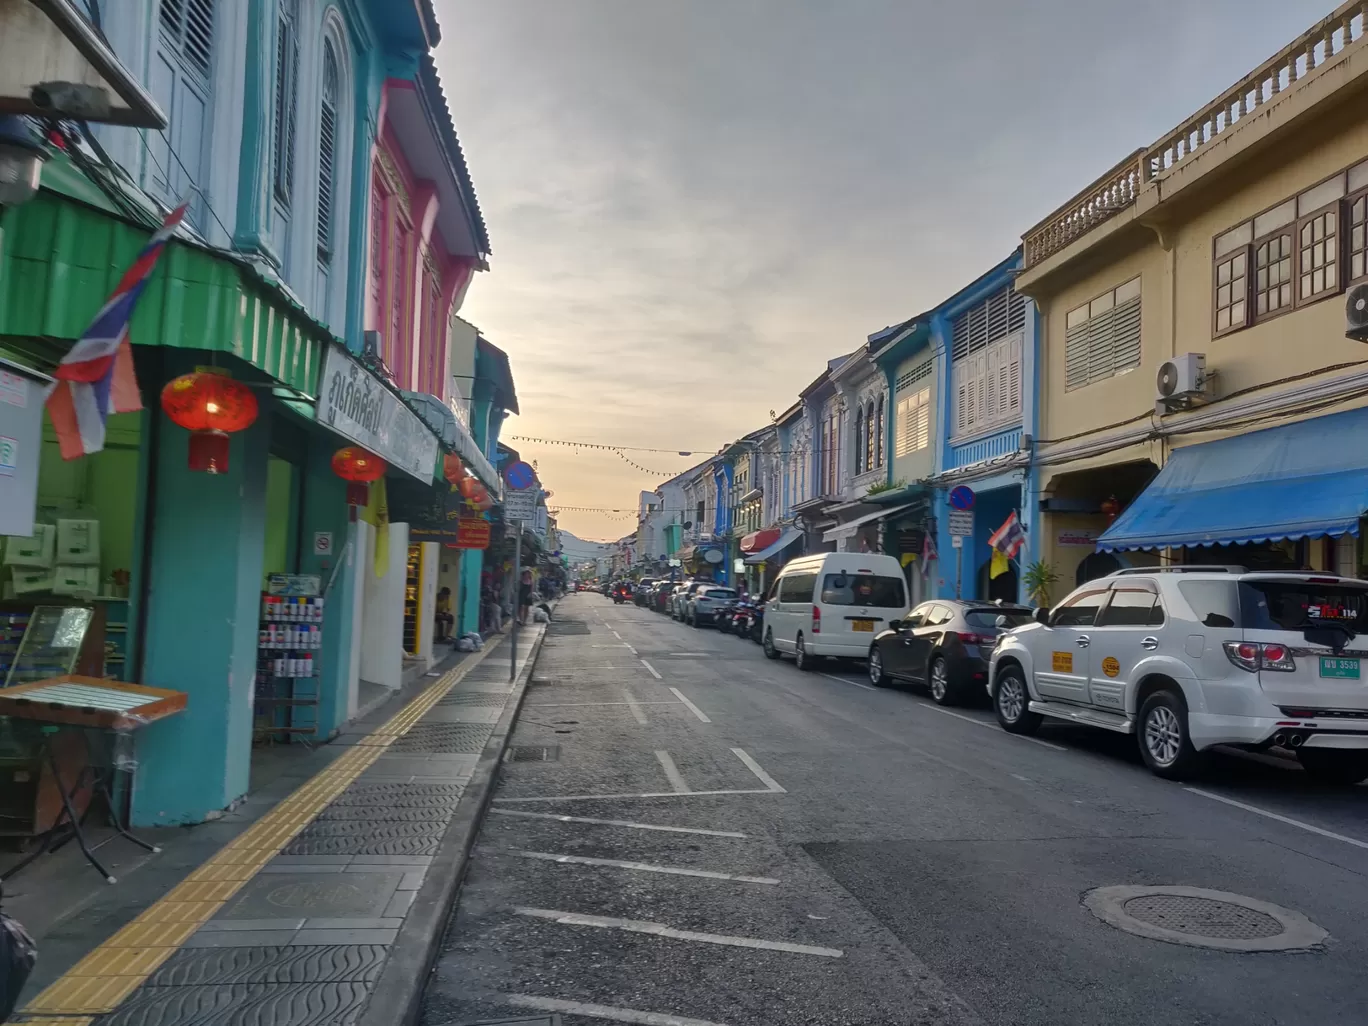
988,567,1368,784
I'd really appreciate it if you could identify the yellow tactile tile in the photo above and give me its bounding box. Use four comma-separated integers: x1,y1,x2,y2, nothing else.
18,638,511,1022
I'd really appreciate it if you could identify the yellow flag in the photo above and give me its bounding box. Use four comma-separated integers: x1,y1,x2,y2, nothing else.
360,477,390,577
990,547,1010,579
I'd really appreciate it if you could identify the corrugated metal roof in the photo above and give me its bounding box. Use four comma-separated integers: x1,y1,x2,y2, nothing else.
419,53,490,259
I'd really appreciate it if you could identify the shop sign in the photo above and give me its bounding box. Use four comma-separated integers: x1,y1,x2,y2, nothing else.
504,486,539,522
318,345,440,483
1057,529,1101,547
267,574,321,597
455,518,492,549
948,509,974,537
312,532,334,556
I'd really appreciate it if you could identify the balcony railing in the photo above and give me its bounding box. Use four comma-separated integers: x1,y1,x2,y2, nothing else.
1146,1,1367,182
1022,1,1368,270
1022,150,1145,268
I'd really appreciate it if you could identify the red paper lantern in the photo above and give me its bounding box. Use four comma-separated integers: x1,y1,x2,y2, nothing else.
332,447,387,506
442,454,465,485
458,476,484,500
160,371,259,474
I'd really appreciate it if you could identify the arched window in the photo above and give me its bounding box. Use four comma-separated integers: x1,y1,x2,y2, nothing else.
874,395,885,468
272,0,299,206
317,39,339,262
853,406,865,475
865,400,876,471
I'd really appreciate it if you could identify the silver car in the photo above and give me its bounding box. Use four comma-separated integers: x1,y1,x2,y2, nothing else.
688,586,738,627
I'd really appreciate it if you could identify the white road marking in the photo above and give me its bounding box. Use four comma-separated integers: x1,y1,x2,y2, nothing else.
489,808,748,838
669,687,712,722
819,672,877,691
626,643,639,655
494,788,783,803
1186,787,1368,851
641,659,663,679
656,750,691,793
611,630,623,640
507,994,731,1026
591,644,634,649
622,689,649,725
514,908,844,957
669,652,712,657
731,747,786,792
1011,773,1030,782
527,701,679,708
917,702,1068,751
507,849,779,884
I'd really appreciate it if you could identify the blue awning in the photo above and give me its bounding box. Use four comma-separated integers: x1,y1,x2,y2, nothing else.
744,527,803,565
401,390,501,496
1097,407,1368,552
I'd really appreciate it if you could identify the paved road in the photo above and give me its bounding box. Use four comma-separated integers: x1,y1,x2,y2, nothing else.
421,593,1368,1026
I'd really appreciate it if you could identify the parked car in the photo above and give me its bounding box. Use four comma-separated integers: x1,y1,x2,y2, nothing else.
989,566,1368,783
633,578,657,606
688,586,738,627
651,580,675,613
671,580,708,620
763,553,911,669
867,600,1034,704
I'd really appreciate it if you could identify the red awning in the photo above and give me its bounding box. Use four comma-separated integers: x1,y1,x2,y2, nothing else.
739,528,781,554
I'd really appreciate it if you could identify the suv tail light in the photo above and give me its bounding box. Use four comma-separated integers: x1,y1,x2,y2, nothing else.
811,606,821,634
957,632,992,646
1223,641,1297,672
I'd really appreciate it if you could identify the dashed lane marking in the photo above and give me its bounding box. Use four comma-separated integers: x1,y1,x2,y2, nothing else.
917,702,1068,751
669,687,711,723
641,659,664,679
622,688,650,725
819,672,877,691
1186,787,1368,851
514,908,844,957
488,808,748,838
507,993,732,1026
504,849,780,884
656,750,691,793
731,747,787,792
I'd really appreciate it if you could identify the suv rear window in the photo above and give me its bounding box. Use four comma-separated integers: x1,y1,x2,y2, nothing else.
820,573,905,608
700,588,736,599
1240,580,1368,631
964,608,1033,629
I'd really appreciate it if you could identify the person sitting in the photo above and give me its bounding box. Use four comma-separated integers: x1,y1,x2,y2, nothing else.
434,587,455,641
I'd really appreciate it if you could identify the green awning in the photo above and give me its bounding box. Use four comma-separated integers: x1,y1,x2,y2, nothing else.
0,155,337,396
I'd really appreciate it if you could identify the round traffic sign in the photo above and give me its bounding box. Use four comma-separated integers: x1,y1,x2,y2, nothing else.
949,485,976,511
505,460,535,490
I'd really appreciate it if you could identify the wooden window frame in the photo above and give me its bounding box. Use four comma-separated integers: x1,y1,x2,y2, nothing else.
1212,245,1250,338
1348,187,1368,288
1297,200,1341,307
1251,225,1295,324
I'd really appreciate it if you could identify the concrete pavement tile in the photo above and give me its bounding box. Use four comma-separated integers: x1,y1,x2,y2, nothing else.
181,930,300,948
291,928,398,945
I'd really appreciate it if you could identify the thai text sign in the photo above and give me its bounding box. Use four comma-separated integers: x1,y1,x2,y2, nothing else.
318,344,439,482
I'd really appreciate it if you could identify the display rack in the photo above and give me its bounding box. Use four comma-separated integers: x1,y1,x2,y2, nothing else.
0,609,30,684
402,543,422,655
254,592,324,744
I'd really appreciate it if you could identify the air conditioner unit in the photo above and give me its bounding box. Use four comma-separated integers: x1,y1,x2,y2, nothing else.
1156,353,1207,409
1347,283,1368,342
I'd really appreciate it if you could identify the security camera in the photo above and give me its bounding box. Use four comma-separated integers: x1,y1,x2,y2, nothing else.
31,82,112,121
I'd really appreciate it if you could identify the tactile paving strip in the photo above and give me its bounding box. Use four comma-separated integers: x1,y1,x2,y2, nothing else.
386,723,494,753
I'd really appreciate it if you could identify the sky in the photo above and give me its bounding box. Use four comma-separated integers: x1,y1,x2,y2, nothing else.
433,0,1333,541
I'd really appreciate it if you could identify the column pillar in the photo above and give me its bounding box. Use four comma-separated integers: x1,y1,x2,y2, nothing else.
132,388,268,826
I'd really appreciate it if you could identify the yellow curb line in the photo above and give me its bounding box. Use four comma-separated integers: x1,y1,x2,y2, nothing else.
6,638,507,1020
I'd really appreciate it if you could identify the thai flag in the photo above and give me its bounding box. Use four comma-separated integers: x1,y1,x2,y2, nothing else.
45,201,188,460
989,511,1026,558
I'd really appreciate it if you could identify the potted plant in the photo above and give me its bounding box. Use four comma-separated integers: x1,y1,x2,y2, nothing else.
1023,560,1060,608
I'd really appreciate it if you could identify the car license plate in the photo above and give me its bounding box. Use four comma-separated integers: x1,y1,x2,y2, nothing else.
851,619,875,632
1320,656,1360,679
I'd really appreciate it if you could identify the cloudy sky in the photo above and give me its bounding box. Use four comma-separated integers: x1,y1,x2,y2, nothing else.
434,0,1330,541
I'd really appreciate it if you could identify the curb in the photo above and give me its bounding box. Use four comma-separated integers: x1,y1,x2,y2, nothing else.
356,622,549,1026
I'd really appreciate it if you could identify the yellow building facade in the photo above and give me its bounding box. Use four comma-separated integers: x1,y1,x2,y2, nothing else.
1018,2,1368,593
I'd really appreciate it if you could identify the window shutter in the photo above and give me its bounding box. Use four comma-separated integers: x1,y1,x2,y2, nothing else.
1088,307,1117,384
984,345,999,420
1112,295,1142,373
1065,319,1089,390
1007,335,1022,415
273,0,299,206
317,41,339,262
953,362,966,435
184,0,215,76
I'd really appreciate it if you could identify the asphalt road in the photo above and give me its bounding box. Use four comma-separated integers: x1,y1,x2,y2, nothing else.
421,593,1368,1026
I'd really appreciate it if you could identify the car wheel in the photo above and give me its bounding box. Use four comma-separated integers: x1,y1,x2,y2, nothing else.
795,633,814,672
927,657,956,706
993,666,1041,735
1296,748,1368,785
763,628,780,660
1137,690,1203,779
868,646,891,687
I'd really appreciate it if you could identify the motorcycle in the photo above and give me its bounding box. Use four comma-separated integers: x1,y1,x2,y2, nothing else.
749,602,765,643
716,600,739,634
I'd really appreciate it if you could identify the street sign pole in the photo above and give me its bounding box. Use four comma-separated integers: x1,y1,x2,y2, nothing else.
510,520,522,683
956,544,963,599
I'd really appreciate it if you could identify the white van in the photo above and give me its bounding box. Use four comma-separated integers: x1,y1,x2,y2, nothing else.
763,552,911,670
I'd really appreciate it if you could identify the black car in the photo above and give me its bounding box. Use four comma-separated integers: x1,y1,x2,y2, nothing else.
867,600,1034,705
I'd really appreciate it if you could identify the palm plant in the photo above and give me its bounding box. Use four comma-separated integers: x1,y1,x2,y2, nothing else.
1023,560,1060,608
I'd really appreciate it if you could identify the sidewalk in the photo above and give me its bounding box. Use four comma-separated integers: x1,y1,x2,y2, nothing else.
3,623,546,1026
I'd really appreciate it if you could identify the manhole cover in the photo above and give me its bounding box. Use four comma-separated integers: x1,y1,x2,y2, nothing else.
1084,886,1329,952
508,745,560,762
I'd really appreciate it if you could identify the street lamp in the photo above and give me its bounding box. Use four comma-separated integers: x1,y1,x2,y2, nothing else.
0,116,45,208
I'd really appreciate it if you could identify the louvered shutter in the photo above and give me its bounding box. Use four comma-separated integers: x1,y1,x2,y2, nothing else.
1006,335,1022,416
1112,295,1142,373
984,345,999,421
954,362,967,435
317,42,339,261
1065,319,1090,390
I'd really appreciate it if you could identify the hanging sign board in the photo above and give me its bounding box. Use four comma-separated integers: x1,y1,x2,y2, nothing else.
504,486,539,522
455,517,492,549
317,344,440,483
948,509,975,538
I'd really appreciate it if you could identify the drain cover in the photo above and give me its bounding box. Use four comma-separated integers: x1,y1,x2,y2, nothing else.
508,745,560,762
1084,885,1329,952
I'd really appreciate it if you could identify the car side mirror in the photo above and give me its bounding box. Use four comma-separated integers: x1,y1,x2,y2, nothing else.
1033,607,1050,625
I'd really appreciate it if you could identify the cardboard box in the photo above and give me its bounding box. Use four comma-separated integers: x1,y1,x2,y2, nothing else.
56,519,100,566
11,567,55,595
52,565,100,596
5,525,55,569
